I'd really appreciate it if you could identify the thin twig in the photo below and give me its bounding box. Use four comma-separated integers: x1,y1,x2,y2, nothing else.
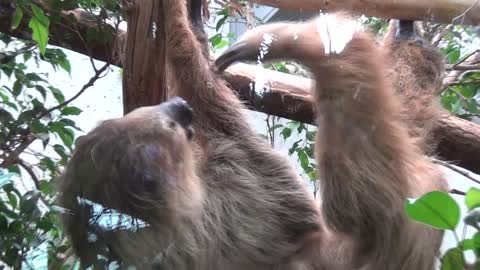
445,80,480,87
450,189,466,196
433,159,480,185
451,0,480,25
451,50,479,69
36,62,110,120
432,24,453,47
446,64,480,71
18,159,40,189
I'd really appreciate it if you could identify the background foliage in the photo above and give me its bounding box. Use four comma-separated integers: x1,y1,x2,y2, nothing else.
0,0,479,269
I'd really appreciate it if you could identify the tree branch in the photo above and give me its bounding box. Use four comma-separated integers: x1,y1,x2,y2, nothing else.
433,159,480,186
18,159,40,189
37,62,110,120
248,0,480,25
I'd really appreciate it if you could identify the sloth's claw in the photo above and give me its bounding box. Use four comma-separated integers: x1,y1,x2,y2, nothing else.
215,41,253,73
189,0,203,30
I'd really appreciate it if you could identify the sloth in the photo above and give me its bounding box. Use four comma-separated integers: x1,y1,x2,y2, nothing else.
382,20,445,154
215,12,448,270
58,0,448,269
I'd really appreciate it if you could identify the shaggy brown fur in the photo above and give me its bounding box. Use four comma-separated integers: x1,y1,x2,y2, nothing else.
382,20,445,154
215,15,448,269
58,0,322,269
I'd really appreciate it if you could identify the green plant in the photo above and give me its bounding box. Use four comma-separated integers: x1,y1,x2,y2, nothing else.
406,187,480,269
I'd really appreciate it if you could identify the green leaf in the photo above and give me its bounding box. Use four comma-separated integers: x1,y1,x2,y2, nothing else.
440,248,464,270
12,80,23,97
0,214,7,230
460,85,477,98
28,5,50,55
25,72,44,81
289,140,301,155
59,118,82,131
288,121,300,131
49,86,65,103
459,235,480,250
281,128,292,140
20,191,39,214
30,4,49,25
7,192,18,209
29,17,49,55
53,144,69,161
61,106,82,116
40,157,56,173
39,180,53,195
209,33,222,47
58,57,71,74
23,51,32,62
214,39,229,49
1,99,18,110
37,216,53,231
298,150,309,170
307,170,318,181
31,120,48,134
35,85,47,100
405,191,460,230
11,6,24,30
60,127,75,148
216,15,228,31
447,49,461,64
49,121,66,133
466,187,480,210
32,98,45,111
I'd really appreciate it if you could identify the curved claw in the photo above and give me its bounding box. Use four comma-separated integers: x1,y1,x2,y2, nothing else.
214,41,254,73
189,0,203,29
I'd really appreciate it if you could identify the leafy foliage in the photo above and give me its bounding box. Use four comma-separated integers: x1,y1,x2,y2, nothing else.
406,188,480,269
1,0,117,268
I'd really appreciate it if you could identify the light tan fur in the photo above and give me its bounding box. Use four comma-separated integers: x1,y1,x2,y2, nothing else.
382,20,445,154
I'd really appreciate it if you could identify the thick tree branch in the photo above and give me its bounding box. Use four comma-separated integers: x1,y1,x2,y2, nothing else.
249,0,480,25
224,63,480,175
1,5,480,174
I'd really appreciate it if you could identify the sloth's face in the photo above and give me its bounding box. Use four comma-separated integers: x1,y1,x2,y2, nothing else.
63,97,202,229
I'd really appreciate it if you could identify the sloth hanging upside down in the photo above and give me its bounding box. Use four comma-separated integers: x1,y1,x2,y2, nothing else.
58,0,448,269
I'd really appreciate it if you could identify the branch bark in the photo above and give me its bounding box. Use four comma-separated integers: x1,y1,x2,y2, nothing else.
223,63,480,175
1,4,480,174
249,0,480,25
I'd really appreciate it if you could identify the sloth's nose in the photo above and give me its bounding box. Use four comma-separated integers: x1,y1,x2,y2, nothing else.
165,96,193,128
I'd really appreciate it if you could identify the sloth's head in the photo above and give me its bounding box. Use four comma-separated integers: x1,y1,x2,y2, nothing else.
57,97,204,267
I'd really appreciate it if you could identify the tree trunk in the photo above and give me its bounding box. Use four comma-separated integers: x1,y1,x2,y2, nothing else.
249,0,480,25
122,0,169,114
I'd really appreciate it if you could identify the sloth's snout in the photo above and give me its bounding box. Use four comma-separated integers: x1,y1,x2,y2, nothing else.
163,97,194,140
